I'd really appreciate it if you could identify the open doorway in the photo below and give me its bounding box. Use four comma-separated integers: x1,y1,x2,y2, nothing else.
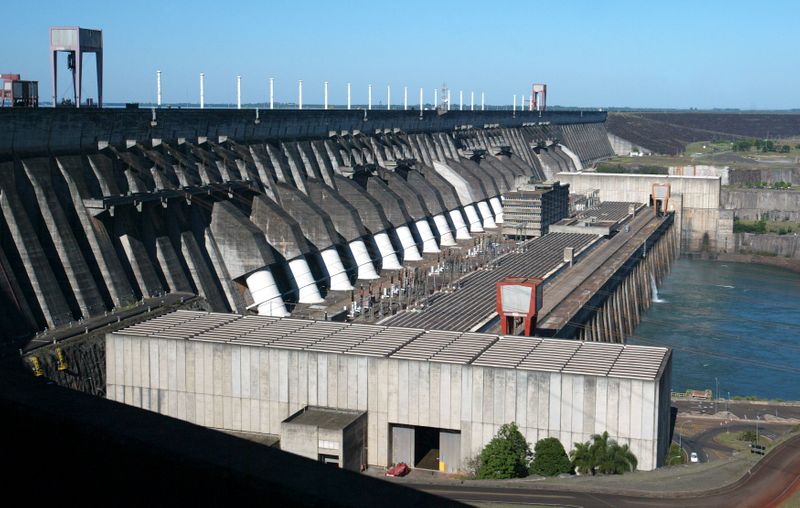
414,426,440,470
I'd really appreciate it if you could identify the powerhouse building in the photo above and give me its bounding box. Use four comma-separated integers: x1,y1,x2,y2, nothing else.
106,310,672,471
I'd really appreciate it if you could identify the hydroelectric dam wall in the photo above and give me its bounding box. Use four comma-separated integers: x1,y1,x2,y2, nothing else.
0,108,613,346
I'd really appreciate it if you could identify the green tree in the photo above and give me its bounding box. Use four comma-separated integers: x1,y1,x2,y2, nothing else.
530,437,572,477
571,431,638,475
477,423,532,479
570,441,595,475
739,430,757,442
597,442,638,474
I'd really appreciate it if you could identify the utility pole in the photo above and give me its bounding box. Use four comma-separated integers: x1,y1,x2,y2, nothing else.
404,85,408,110
368,84,372,110
347,82,351,110
236,75,241,109
156,70,162,107
269,77,274,109
199,73,205,109
324,81,328,110
715,377,719,414
298,79,303,110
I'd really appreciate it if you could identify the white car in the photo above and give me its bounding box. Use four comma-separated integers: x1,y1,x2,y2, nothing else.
690,452,699,463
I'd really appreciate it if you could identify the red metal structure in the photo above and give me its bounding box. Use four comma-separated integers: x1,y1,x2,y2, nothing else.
1,74,39,107
495,276,543,336
50,26,103,108
530,83,547,112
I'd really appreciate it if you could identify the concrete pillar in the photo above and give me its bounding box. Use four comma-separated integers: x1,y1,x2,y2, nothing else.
387,84,391,110
434,89,438,108
459,90,463,111
347,82,351,110
324,81,328,110
470,91,474,111
489,196,504,223
404,86,408,110
419,88,423,113
481,91,485,111
200,73,205,109
368,84,372,110
447,89,451,110
513,94,516,112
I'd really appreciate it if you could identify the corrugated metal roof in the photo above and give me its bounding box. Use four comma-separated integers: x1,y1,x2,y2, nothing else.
115,311,669,380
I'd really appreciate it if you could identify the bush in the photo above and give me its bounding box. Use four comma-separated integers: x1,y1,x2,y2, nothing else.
477,423,532,479
739,430,757,442
667,443,684,465
530,437,572,477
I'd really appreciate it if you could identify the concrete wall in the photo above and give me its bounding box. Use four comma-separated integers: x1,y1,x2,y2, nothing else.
106,333,667,471
607,133,653,156
0,108,607,156
734,232,800,258
721,189,800,222
557,172,723,252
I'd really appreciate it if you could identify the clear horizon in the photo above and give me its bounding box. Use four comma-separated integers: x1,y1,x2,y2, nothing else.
3,0,799,110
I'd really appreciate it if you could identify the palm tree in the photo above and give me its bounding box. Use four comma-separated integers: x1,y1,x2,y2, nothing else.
597,440,638,475
589,431,610,467
570,442,594,475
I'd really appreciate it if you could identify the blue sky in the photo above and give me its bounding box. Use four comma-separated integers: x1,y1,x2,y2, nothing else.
4,0,799,109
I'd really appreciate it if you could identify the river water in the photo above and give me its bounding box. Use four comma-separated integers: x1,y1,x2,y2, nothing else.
628,259,800,400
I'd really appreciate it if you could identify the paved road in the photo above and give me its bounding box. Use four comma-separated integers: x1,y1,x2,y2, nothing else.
407,432,800,507
675,399,800,421
676,422,792,463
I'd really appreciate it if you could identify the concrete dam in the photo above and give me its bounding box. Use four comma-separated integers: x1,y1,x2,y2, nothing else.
0,108,613,344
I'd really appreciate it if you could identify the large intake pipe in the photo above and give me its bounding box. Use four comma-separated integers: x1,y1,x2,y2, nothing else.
374,232,402,270
477,201,497,229
246,270,290,317
349,239,379,280
415,219,440,253
396,225,422,261
321,248,354,291
289,257,324,304
463,204,484,233
433,214,457,246
448,209,471,240
489,197,504,224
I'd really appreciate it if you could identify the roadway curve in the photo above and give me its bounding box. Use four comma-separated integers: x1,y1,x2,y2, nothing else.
408,432,800,508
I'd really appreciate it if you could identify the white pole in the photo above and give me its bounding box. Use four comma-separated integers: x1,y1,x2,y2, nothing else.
269,77,274,110
368,84,372,110
481,91,484,111
470,91,474,111
447,89,451,110
404,86,408,110
156,70,162,107
419,87,423,112
236,75,241,109
347,82,351,110
298,79,303,110
459,90,463,111
434,89,438,108
387,84,391,110
199,73,205,109
513,94,517,112
324,81,328,110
